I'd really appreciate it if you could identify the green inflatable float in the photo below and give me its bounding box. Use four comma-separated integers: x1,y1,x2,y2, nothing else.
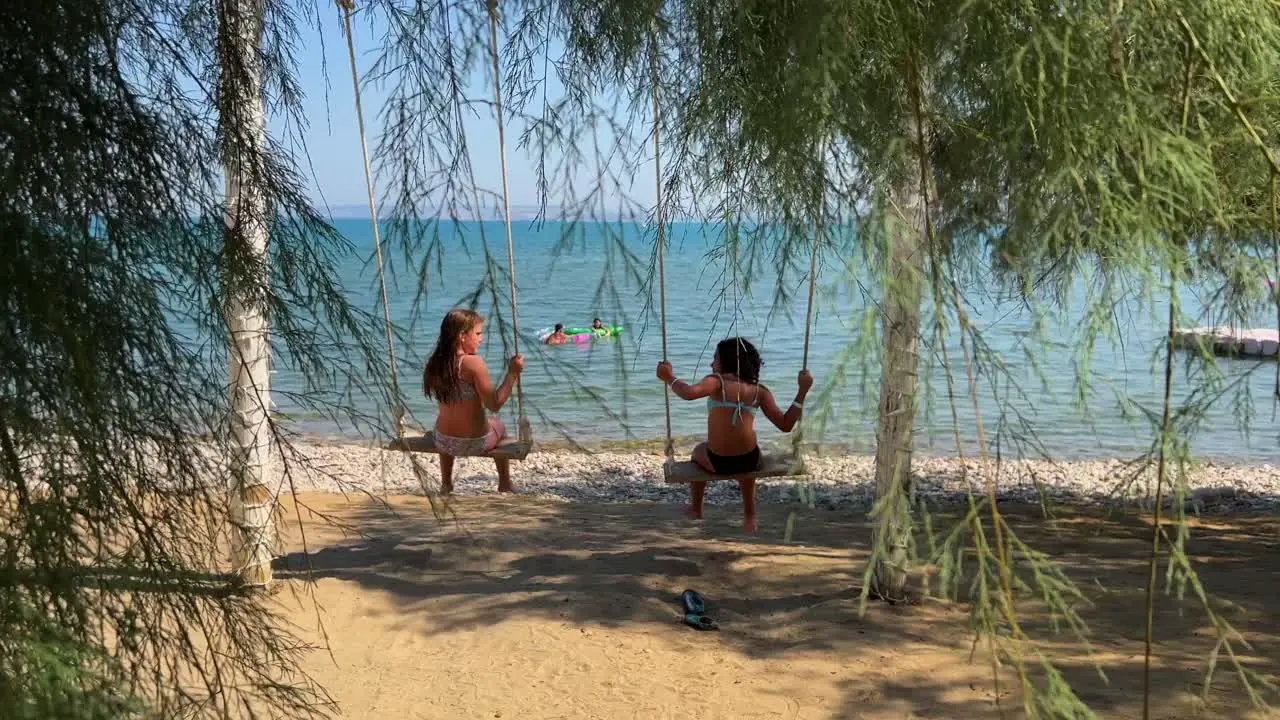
538,324,624,342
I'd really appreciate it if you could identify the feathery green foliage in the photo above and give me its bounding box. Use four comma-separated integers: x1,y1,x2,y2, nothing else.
1,0,390,716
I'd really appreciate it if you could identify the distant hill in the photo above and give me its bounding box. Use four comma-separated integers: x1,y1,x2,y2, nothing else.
321,203,574,221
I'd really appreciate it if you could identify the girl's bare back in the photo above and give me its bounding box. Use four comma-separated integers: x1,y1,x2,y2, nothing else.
434,356,488,438
705,375,770,455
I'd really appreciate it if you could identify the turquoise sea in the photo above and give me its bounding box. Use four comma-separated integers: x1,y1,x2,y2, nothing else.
271,218,1278,463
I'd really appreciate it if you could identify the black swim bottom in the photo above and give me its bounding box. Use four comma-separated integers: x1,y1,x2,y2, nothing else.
706,446,762,475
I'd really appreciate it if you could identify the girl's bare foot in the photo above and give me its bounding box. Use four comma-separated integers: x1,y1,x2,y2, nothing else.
742,515,758,533
684,506,703,521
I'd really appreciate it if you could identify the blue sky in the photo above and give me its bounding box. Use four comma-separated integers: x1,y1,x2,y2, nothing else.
278,11,658,217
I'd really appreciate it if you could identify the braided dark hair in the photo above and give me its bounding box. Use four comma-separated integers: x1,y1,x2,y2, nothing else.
715,337,762,384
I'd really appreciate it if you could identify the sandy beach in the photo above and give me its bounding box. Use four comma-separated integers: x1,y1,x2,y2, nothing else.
247,438,1280,719
271,492,1280,720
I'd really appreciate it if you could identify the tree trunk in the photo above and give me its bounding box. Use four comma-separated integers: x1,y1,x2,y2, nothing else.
218,0,274,586
871,131,928,602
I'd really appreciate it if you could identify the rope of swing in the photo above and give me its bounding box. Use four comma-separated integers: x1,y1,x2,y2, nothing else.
801,199,821,372
338,0,403,435
649,25,820,468
338,0,525,436
793,140,825,460
650,29,674,465
486,0,525,422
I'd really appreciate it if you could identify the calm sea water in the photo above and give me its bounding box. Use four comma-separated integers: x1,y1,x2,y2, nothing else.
269,219,1278,462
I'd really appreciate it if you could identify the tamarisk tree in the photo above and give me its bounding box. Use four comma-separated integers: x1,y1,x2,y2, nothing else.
1,0,388,716
219,0,275,587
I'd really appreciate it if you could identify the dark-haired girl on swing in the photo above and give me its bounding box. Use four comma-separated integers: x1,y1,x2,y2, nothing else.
656,337,813,532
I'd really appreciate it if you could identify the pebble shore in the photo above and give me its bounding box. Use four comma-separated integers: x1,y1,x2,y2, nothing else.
279,438,1280,514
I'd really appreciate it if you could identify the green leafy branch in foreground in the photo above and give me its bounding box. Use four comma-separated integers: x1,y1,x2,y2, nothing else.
2,0,402,716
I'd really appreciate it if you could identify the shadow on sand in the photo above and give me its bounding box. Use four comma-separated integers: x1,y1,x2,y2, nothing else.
274,491,1280,719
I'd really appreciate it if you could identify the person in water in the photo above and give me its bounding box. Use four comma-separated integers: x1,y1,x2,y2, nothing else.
656,337,812,532
591,317,608,334
545,323,569,345
423,309,524,493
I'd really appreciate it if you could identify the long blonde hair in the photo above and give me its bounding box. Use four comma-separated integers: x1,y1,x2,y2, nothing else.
423,308,482,403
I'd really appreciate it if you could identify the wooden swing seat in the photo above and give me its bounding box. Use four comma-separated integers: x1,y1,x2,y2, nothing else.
386,432,532,461
663,453,805,484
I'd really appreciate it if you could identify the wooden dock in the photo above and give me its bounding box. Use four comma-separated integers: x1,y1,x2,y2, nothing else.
1171,326,1279,359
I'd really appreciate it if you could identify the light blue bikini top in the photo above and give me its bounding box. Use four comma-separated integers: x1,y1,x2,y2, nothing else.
705,374,761,426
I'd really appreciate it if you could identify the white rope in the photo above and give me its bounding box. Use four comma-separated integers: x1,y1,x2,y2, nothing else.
338,0,528,451
338,0,404,436
790,139,825,473
649,26,819,470
486,0,526,431
801,205,821,371
649,29,673,464
801,89,831,371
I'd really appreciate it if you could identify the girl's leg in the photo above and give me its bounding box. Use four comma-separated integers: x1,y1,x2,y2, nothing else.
736,477,758,533
439,454,455,494
692,442,715,473
687,481,707,520
484,417,513,492
494,458,513,493
688,443,712,520
484,416,509,447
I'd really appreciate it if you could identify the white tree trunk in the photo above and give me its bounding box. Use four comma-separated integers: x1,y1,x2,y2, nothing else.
219,0,274,586
871,139,928,602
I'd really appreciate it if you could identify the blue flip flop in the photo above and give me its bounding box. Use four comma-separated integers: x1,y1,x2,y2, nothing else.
680,589,706,615
684,613,719,631
679,590,719,631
